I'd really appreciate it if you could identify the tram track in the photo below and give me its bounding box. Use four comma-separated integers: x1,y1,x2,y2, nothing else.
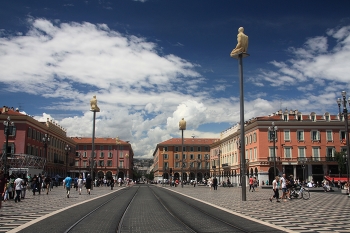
18,185,282,233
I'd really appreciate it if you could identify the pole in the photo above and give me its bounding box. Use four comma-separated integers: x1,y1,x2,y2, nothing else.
91,111,96,190
238,53,247,201
4,123,9,175
273,128,276,179
181,129,184,188
344,107,350,187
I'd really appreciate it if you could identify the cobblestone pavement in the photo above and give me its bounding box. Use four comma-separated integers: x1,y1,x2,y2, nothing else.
162,185,350,233
1,184,349,233
0,185,121,233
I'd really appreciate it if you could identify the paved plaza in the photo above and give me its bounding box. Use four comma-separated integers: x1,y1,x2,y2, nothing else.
0,184,349,232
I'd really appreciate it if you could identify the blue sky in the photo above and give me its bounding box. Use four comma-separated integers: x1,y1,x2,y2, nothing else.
1,0,350,158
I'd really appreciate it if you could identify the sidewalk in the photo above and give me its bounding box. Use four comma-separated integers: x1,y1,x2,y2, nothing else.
0,185,119,232
162,184,350,233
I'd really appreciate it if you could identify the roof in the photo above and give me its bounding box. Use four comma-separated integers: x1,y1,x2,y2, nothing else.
71,137,129,145
158,138,219,146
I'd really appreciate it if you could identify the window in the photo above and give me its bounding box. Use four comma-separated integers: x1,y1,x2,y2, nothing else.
92,151,96,158
108,146,112,150
100,146,104,151
197,154,201,160
284,147,292,158
107,160,112,166
164,162,168,169
326,147,334,157
284,130,290,141
100,152,104,158
108,152,113,158
182,154,186,159
183,146,186,152
27,145,31,154
249,149,252,160
269,147,275,159
254,147,257,160
119,161,124,168
245,136,248,145
253,133,257,143
83,145,87,150
164,147,168,152
175,162,180,168
197,147,201,152
163,154,168,159
120,151,124,158
297,130,304,141
326,130,333,141
249,135,252,144
190,154,194,160
99,160,104,166
175,146,179,152
325,114,330,122
310,113,316,122
283,114,288,121
311,130,320,141
175,154,179,160
297,113,302,121
190,147,194,152
340,130,346,141
312,147,320,161
83,152,87,158
298,147,305,158
83,161,87,168
27,128,32,138
204,146,209,151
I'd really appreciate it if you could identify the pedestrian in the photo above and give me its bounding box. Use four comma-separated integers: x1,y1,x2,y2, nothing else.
85,174,92,195
77,175,83,195
249,176,255,192
213,177,218,190
110,177,114,190
32,174,39,195
0,171,7,209
14,175,23,203
64,174,72,198
118,177,122,187
270,176,280,202
227,178,231,188
45,176,51,195
21,174,28,199
280,174,288,201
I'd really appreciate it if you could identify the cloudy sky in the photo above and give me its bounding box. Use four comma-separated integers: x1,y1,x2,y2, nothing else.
1,0,350,158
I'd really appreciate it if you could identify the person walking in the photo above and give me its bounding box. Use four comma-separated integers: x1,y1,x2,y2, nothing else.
249,176,255,192
85,174,92,195
213,177,218,190
14,175,23,203
270,176,280,202
32,175,39,195
21,174,28,199
0,171,7,209
280,174,288,201
77,175,83,195
64,175,72,198
45,176,51,195
110,177,114,190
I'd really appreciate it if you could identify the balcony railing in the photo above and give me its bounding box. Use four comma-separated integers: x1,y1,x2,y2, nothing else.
267,157,281,162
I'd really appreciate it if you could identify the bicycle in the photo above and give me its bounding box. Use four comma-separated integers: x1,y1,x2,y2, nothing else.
290,185,310,200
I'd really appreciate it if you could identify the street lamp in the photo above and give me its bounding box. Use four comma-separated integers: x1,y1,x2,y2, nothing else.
78,152,82,176
90,95,100,190
337,91,350,189
218,148,221,183
42,134,50,176
179,118,186,188
268,122,278,179
65,144,70,176
3,116,15,175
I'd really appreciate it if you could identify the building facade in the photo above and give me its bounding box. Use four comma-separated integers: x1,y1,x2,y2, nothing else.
0,107,76,177
71,137,134,180
211,109,349,186
153,138,218,183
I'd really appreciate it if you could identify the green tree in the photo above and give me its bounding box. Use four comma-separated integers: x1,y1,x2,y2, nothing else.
334,151,347,175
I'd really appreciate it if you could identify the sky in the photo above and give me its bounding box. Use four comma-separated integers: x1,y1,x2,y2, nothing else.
1,0,350,158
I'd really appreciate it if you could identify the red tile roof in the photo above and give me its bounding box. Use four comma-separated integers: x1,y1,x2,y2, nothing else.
158,138,219,146
71,137,129,145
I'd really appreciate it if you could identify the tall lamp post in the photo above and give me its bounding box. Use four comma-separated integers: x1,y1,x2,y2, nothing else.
90,95,100,190
65,145,70,176
3,116,15,175
218,148,221,183
337,91,350,190
268,122,278,179
42,134,50,176
78,152,81,176
179,118,186,188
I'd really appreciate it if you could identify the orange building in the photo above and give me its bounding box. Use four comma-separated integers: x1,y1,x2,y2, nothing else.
212,109,349,186
71,137,134,181
153,138,218,183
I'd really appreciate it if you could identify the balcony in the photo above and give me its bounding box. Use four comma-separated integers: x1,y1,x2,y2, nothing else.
267,157,281,162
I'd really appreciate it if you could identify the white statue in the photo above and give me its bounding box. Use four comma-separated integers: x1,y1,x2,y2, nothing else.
230,27,249,57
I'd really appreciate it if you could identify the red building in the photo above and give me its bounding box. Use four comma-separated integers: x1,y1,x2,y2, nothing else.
71,137,134,181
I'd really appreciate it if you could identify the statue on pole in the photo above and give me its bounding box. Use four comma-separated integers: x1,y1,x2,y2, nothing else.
230,27,249,57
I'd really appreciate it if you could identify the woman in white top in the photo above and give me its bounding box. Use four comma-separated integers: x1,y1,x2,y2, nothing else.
77,175,83,195
270,176,280,202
